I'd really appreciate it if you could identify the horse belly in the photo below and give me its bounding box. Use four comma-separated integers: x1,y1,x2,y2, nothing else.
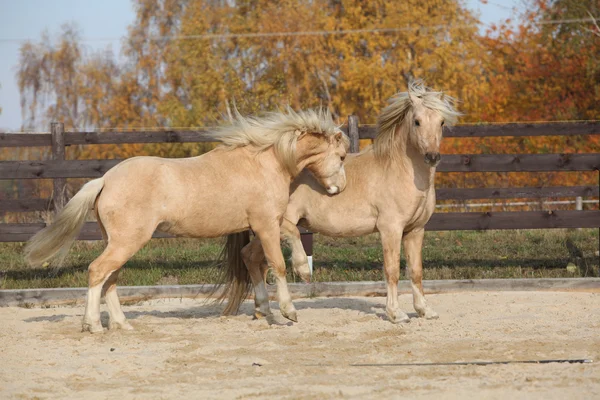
161,212,249,238
157,189,251,238
303,208,377,237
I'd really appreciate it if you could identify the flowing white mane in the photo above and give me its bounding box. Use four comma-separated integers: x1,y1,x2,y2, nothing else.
211,108,344,174
375,79,462,164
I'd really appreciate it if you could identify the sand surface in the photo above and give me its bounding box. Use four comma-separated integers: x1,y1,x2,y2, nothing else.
0,291,599,399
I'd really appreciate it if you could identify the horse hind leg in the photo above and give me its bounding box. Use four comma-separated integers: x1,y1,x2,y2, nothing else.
103,270,133,330
90,206,133,331
82,236,150,333
241,237,272,319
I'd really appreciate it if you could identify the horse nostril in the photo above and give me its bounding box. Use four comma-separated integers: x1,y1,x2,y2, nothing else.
425,152,441,164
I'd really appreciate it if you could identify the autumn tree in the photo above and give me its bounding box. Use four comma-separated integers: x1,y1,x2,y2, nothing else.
19,1,488,128
442,0,600,191
15,0,598,195
480,0,599,122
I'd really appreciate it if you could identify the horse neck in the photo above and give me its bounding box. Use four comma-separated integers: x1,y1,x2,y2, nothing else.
293,134,327,178
260,146,295,182
392,136,435,191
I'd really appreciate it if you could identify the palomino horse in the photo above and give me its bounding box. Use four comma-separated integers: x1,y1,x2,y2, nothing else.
224,80,461,323
25,109,348,333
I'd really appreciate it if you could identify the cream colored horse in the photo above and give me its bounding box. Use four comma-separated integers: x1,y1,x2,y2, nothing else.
224,81,461,323
25,109,348,333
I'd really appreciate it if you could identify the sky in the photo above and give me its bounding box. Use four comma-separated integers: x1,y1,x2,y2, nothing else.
0,0,519,131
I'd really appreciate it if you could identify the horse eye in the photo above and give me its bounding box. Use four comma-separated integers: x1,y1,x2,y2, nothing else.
415,120,420,126
441,121,445,126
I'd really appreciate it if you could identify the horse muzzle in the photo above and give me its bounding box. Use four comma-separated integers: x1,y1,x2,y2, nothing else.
424,152,441,166
326,185,340,194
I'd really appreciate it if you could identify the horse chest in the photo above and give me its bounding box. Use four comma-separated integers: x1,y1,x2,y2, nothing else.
403,195,434,230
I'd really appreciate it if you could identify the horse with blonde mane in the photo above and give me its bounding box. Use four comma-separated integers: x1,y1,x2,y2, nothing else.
25,108,348,333
224,80,461,323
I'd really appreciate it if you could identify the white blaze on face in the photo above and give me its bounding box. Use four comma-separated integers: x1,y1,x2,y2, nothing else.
327,186,339,194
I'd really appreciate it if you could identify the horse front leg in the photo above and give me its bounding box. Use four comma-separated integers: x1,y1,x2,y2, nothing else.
379,227,410,324
251,221,298,322
241,237,272,319
281,218,311,282
403,229,438,319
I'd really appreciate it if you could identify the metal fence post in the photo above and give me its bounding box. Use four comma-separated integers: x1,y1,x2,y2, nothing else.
51,122,66,211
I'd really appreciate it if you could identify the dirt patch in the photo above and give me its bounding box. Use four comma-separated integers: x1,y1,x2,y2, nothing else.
0,292,598,399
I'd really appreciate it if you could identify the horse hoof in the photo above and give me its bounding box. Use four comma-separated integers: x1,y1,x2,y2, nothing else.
392,316,410,324
109,320,134,331
417,307,439,320
387,311,410,324
253,311,271,320
82,322,105,334
293,263,311,283
283,310,298,323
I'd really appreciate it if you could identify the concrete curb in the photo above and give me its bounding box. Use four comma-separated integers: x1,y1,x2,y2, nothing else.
1,278,599,307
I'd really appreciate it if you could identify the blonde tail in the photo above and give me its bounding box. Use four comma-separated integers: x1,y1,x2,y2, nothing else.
24,178,105,267
212,231,252,315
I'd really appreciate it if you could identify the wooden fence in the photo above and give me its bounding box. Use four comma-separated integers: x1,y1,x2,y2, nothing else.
1,119,599,243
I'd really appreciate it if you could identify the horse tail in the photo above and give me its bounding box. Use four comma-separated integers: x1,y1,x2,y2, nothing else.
213,231,252,315
24,178,105,268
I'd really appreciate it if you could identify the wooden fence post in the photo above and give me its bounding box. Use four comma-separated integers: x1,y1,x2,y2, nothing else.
51,122,67,210
348,115,360,153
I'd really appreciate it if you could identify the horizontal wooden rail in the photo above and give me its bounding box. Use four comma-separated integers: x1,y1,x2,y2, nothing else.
0,222,172,242
426,210,600,230
436,154,600,172
0,130,215,147
0,133,52,147
353,121,600,139
2,122,599,147
0,159,121,179
0,199,52,212
436,185,599,200
3,186,598,213
1,154,598,180
2,210,599,242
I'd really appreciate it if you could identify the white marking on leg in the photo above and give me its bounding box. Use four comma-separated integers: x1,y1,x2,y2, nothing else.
254,281,272,316
275,275,297,321
386,282,409,323
307,256,313,276
82,283,105,333
105,288,134,330
411,281,438,319
411,281,427,313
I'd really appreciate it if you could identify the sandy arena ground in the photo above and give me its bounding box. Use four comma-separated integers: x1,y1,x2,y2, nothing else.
0,291,599,399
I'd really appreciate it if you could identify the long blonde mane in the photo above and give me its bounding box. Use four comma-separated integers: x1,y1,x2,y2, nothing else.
211,108,343,175
374,79,462,165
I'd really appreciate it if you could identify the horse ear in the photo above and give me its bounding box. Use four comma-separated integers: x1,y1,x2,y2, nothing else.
334,131,343,142
407,90,415,105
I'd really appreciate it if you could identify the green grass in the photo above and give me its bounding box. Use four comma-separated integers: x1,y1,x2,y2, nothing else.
0,229,598,289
